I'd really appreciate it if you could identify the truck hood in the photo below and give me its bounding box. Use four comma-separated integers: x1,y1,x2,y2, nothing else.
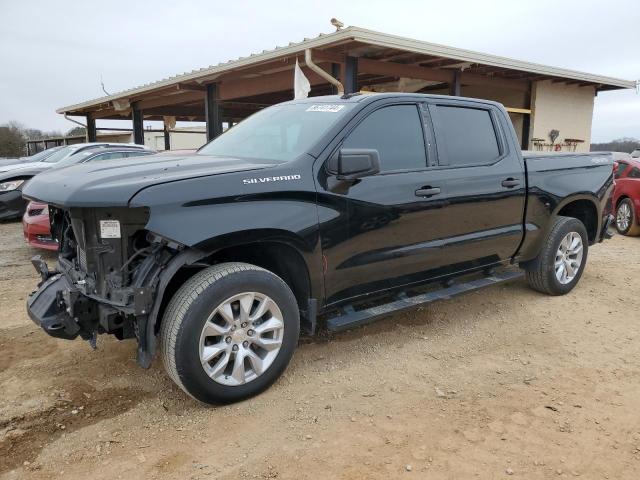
0,161,52,173
22,154,275,207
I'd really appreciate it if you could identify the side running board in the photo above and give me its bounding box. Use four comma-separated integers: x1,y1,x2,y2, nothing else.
326,269,524,332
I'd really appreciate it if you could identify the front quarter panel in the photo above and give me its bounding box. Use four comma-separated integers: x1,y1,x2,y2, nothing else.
129,157,324,298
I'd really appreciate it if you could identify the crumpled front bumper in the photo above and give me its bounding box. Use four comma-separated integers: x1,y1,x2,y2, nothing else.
26,272,82,340
26,255,101,341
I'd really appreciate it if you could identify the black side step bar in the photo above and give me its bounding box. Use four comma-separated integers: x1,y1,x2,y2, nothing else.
326,270,524,332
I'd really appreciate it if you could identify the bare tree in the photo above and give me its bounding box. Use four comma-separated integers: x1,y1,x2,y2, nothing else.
0,122,67,158
0,123,26,158
66,126,86,137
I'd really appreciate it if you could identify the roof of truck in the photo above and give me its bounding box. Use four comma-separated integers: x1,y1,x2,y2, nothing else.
282,92,503,106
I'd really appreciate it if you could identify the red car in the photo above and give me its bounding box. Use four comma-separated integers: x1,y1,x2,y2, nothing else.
613,156,640,236
23,201,58,251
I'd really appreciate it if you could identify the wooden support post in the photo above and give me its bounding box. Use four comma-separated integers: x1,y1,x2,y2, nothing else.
205,84,223,141
522,114,531,150
521,83,532,150
132,103,144,145
86,115,97,142
163,125,170,151
330,63,341,95
449,70,461,96
344,56,358,94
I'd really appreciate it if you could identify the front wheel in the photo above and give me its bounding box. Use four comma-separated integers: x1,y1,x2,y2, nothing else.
525,216,589,296
615,198,640,236
160,262,300,404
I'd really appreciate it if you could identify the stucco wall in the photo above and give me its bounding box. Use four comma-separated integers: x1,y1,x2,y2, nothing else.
530,80,595,152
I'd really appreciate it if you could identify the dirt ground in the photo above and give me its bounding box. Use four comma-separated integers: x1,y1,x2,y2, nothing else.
1,220,639,480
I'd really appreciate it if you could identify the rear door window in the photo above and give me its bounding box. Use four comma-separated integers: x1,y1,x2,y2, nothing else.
124,151,153,158
90,152,127,161
615,162,629,178
342,104,427,172
431,105,501,167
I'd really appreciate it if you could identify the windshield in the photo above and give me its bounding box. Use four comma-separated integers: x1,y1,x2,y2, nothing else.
197,103,354,162
42,146,82,163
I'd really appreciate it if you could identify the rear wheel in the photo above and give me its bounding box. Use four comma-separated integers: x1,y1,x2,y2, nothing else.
525,216,588,295
160,262,299,404
615,198,640,236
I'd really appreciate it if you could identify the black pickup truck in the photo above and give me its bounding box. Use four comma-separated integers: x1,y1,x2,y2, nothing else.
23,93,615,404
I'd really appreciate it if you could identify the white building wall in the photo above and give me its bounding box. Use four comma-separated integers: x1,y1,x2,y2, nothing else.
143,128,207,151
530,80,596,152
169,129,207,150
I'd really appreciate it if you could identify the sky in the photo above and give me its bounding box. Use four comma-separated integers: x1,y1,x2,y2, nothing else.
0,0,638,142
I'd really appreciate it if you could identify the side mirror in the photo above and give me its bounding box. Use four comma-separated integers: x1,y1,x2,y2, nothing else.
336,148,380,181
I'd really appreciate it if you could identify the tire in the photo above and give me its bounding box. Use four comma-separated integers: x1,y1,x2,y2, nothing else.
160,262,300,404
615,198,640,236
525,216,589,296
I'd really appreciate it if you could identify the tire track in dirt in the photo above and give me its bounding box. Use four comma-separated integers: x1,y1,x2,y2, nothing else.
0,381,149,474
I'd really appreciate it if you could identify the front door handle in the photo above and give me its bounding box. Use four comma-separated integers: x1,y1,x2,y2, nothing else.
415,186,441,197
501,178,521,188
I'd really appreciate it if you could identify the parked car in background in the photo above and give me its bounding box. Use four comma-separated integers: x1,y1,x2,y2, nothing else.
613,157,640,235
22,201,57,250
631,149,640,158
0,146,64,168
611,152,632,162
21,147,156,247
0,143,152,220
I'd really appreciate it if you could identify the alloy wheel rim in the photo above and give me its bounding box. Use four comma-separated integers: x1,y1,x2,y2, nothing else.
617,203,631,231
199,292,284,386
554,232,584,285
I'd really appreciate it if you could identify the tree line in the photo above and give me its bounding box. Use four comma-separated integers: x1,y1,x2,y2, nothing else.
590,137,640,153
0,122,85,158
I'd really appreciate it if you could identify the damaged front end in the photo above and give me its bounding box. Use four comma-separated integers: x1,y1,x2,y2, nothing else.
27,206,183,366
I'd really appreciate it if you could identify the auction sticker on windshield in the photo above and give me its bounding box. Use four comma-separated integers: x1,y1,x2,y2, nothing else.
306,105,345,113
99,220,121,239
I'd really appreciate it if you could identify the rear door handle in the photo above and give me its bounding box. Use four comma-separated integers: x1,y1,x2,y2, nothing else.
501,178,520,188
415,186,441,197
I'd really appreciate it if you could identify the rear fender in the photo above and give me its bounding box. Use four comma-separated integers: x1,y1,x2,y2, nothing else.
518,193,602,264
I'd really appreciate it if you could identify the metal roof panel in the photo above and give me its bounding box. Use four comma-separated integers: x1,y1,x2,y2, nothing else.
57,26,636,114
